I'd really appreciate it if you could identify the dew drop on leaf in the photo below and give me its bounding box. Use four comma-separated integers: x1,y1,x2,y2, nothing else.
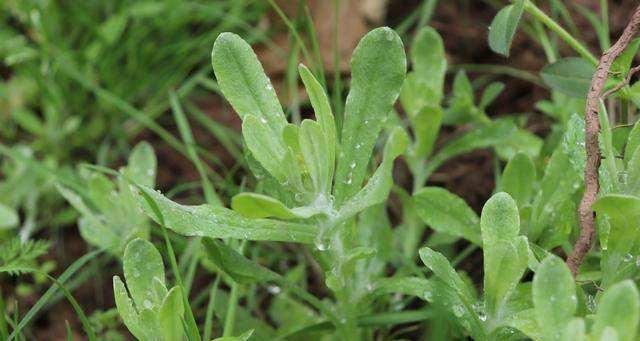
267,285,281,294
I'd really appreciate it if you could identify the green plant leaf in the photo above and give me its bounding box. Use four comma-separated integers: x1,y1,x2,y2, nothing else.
373,277,434,301
298,64,336,192
299,119,332,194
530,147,581,241
0,203,19,230
611,38,640,78
202,238,278,284
212,329,254,341
541,57,595,98
136,186,316,243
122,238,167,310
337,127,407,221
593,194,640,287
419,247,484,339
481,193,529,325
242,115,301,188
158,286,184,341
562,318,586,341
500,152,535,207
334,27,406,205
124,141,157,188
113,276,145,340
494,124,543,161
533,256,576,341
421,120,518,183
592,280,640,341
231,192,299,219
626,147,640,196
444,70,476,125
400,26,446,114
488,0,525,56
625,119,640,162
419,247,476,308
481,192,520,244
211,32,286,133
408,106,443,162
479,82,505,109
413,187,481,245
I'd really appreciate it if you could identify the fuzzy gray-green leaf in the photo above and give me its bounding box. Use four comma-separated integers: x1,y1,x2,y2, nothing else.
211,32,286,133
413,187,481,245
136,186,316,243
500,152,535,207
123,238,167,310
593,280,640,341
533,256,576,341
334,27,406,205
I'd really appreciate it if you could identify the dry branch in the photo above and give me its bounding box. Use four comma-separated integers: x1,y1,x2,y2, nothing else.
566,4,640,277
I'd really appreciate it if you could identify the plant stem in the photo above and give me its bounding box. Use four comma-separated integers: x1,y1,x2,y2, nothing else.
0,294,8,340
223,240,245,337
223,281,240,337
566,4,640,277
203,277,221,341
523,0,598,65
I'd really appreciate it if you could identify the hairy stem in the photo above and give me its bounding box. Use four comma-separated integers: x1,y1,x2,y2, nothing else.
566,5,640,277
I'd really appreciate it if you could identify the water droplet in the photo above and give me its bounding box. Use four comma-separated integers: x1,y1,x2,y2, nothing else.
265,83,273,91
143,299,152,309
618,171,629,185
624,253,633,262
364,120,369,125
423,291,432,301
366,283,374,292
316,241,328,251
260,117,268,124
355,143,362,150
452,305,464,317
384,29,395,41
349,162,356,169
267,285,282,294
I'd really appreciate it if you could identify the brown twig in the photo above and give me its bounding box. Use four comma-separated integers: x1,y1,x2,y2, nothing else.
566,5,640,277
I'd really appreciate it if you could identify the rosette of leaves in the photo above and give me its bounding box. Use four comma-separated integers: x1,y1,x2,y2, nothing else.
56,142,156,253
132,27,408,339
417,192,531,340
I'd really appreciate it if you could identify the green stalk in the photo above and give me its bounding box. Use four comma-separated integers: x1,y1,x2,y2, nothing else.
223,241,245,337
600,0,610,48
523,0,598,65
223,282,240,337
203,277,221,341
0,294,9,340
